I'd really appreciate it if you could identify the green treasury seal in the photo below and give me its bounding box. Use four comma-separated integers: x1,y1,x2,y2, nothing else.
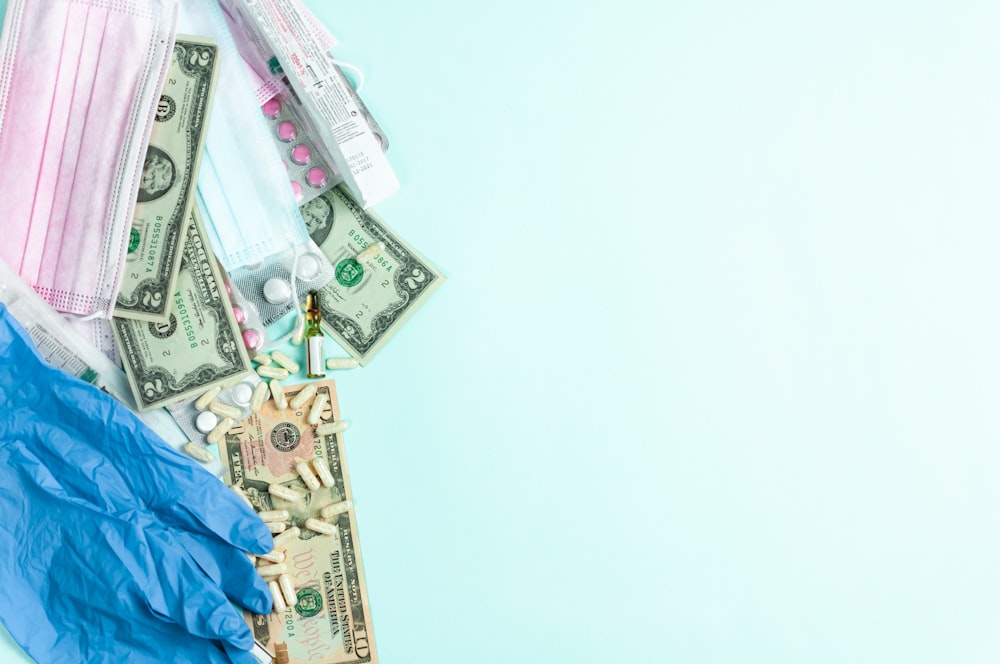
335,258,364,287
295,587,323,617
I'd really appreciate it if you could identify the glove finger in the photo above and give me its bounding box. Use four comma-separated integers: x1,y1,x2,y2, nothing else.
153,472,274,555
142,528,255,651
173,528,273,615
0,308,262,553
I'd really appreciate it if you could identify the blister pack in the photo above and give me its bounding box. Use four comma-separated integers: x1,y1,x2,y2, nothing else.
227,241,334,328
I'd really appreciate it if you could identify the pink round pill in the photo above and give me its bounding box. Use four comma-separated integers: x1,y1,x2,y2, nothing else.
232,306,246,324
262,97,281,118
277,121,297,142
291,144,311,165
290,180,303,200
242,329,261,349
306,167,327,188
224,281,231,295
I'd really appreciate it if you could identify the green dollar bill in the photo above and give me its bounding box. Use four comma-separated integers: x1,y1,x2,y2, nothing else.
218,381,377,664
114,36,220,322
301,186,444,364
113,209,252,411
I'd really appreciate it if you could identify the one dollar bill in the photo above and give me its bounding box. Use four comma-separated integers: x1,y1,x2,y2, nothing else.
114,36,220,322
218,380,377,663
113,208,252,411
301,186,444,364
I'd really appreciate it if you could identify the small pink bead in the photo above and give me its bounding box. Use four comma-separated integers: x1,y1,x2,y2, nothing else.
277,121,296,142
290,180,303,200
291,144,311,165
306,167,327,188
262,97,281,118
242,329,261,349
233,306,246,324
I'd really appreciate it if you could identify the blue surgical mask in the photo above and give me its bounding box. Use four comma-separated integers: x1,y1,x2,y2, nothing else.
177,0,333,329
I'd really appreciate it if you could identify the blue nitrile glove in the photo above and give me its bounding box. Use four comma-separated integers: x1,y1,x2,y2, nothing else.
0,303,273,663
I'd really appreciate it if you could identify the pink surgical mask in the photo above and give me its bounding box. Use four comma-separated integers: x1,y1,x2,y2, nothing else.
0,0,177,317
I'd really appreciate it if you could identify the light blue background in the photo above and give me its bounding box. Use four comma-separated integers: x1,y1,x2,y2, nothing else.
5,0,1000,662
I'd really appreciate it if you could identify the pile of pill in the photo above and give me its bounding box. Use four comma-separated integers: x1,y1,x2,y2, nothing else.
252,485,355,614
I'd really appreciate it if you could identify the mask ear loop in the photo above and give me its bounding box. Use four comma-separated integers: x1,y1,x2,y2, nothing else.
330,60,365,93
264,245,305,348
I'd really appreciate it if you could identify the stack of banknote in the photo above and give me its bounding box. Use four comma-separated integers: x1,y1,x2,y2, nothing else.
108,36,443,413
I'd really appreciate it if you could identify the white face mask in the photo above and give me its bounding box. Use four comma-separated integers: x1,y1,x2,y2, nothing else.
0,0,177,318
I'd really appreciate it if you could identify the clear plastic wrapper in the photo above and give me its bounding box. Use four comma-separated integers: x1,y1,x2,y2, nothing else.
0,258,187,451
228,241,334,328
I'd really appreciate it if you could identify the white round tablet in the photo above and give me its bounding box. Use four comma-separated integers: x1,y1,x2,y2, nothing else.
195,410,219,434
232,382,254,405
263,278,291,304
296,253,322,281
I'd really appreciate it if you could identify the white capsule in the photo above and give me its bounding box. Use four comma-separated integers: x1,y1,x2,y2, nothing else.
326,357,358,370
183,442,215,464
277,573,297,607
206,417,235,444
257,365,289,379
269,380,288,410
291,316,305,346
294,457,321,491
320,500,353,520
231,381,254,406
194,386,221,411
304,517,338,536
271,526,301,551
247,553,257,566
268,580,287,613
289,383,317,410
256,563,288,578
312,457,335,487
208,400,242,420
258,509,290,523
315,420,349,436
271,350,301,375
307,393,328,425
250,380,270,412
253,353,273,366
194,410,219,434
268,483,301,502
355,241,385,263
258,549,286,564
267,521,287,534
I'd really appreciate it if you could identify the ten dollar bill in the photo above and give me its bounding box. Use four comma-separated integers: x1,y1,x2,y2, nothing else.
218,381,377,664
301,186,444,364
113,208,252,410
114,36,220,322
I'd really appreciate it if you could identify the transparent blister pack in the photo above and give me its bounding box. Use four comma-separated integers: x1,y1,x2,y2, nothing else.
228,241,334,328
258,71,391,205
216,259,272,355
261,93,338,206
